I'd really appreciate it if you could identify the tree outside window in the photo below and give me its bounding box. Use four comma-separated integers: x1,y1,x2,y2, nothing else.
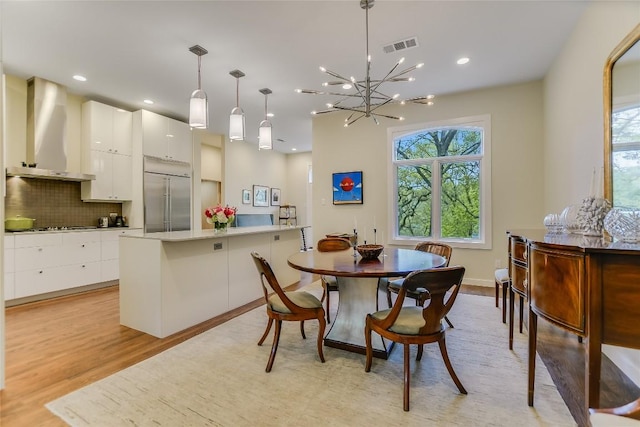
390,115,491,248
612,105,640,209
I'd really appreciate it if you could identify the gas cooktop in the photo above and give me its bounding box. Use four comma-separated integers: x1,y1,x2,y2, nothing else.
12,226,99,232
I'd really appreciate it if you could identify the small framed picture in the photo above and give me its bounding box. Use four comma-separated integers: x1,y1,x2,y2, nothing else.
253,185,269,207
271,188,281,206
242,189,251,204
332,171,363,205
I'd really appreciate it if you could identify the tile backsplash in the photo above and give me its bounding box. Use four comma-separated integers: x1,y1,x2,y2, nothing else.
5,177,122,228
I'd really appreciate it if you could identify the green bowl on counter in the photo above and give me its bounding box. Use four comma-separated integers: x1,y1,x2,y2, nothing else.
5,215,36,231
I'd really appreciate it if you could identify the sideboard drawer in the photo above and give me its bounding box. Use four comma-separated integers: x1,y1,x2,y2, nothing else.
511,262,528,297
511,239,527,264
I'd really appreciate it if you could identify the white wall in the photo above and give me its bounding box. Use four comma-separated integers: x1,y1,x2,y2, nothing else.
312,80,545,286
543,1,640,387
224,140,288,221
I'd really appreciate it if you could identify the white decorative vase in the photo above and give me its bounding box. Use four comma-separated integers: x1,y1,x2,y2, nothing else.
576,197,611,237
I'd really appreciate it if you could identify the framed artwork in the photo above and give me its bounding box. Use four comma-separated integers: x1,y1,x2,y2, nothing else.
271,188,281,206
253,185,269,207
242,189,251,204
333,171,363,205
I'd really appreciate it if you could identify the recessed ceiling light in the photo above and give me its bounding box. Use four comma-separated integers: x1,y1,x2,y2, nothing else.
267,113,274,118
457,57,470,65
73,75,87,82
291,148,297,151
143,99,154,105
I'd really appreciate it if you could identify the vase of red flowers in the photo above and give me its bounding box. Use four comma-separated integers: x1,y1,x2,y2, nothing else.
204,205,237,233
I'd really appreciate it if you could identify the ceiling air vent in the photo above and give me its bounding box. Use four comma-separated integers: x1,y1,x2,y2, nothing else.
383,37,419,54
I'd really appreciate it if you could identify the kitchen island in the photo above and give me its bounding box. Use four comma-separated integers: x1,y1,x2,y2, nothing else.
119,225,306,338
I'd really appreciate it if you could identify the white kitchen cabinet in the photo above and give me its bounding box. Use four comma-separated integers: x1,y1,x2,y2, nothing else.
100,228,142,282
83,101,132,155
4,236,15,300
13,231,103,299
81,150,132,201
139,109,193,163
82,101,133,202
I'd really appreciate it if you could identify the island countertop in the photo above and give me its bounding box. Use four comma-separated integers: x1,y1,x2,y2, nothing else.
120,224,308,242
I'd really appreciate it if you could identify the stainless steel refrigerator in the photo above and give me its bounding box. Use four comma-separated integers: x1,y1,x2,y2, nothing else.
143,156,191,233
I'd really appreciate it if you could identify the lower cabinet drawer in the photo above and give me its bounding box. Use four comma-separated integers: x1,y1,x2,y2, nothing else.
14,262,102,299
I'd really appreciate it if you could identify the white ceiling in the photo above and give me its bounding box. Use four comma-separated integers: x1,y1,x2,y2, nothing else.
1,1,588,153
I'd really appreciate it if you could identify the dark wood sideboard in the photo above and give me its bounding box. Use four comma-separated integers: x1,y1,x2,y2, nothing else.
507,229,640,418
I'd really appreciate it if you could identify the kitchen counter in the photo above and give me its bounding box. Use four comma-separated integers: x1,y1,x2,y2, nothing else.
123,224,307,242
119,225,306,338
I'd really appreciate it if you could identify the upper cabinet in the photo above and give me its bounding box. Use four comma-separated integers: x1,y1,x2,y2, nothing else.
83,100,132,155
81,101,133,202
138,110,192,163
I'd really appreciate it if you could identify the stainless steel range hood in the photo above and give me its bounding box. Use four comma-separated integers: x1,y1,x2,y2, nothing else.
6,77,95,182
6,166,95,182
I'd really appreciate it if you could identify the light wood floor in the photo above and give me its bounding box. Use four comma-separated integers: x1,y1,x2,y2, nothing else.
1,279,638,426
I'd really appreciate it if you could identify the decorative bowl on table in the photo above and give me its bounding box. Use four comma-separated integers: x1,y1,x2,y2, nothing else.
356,244,384,260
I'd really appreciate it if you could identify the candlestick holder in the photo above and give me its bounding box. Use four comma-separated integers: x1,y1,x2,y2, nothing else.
352,229,358,257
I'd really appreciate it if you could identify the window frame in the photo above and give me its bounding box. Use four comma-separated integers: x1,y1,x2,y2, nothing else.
387,114,492,249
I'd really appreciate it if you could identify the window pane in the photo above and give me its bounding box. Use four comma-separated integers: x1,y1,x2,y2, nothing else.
396,164,432,237
395,128,482,160
613,106,640,144
440,161,480,238
613,149,640,209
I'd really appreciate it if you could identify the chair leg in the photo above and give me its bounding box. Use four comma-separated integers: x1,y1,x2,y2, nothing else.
258,317,273,346
364,321,373,372
495,280,499,308
416,344,424,361
266,320,282,373
317,315,326,363
444,315,454,329
404,343,411,411
300,321,306,339
326,288,332,324
509,287,515,350
387,287,393,309
437,335,467,395
519,295,524,334
502,281,508,324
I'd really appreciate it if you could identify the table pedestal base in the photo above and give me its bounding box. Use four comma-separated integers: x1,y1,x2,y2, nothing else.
324,276,392,359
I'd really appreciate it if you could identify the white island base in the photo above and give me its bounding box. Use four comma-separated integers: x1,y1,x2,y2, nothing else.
119,226,304,338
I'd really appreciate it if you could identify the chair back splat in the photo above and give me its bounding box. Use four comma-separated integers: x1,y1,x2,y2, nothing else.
316,237,352,324
317,237,352,252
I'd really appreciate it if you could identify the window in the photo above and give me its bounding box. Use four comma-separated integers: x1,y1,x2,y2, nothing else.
388,115,491,249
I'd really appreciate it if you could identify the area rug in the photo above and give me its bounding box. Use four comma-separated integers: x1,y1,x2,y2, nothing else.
46,284,575,426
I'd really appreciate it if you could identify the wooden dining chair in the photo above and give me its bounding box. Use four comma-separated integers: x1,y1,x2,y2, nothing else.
317,237,352,323
251,252,326,372
381,242,455,327
365,266,467,411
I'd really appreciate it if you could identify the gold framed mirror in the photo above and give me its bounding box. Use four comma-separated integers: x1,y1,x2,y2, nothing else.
604,23,640,208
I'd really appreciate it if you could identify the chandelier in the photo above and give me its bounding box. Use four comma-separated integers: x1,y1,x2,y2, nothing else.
296,0,434,127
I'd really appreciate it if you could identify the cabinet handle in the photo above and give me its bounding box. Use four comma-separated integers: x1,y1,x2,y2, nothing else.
39,270,43,274
523,249,528,260
82,265,86,268
38,248,43,252
82,244,85,247
523,278,528,289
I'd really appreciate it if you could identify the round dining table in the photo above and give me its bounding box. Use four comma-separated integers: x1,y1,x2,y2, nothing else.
287,247,446,359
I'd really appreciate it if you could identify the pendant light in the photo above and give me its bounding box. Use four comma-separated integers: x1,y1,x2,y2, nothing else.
258,88,273,150
188,45,208,129
229,69,246,141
